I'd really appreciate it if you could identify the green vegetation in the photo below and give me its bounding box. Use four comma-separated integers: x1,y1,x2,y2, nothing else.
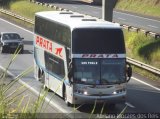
9,0,54,19
116,0,160,18
0,48,34,118
0,0,158,118
124,30,160,69
0,48,54,118
0,0,54,20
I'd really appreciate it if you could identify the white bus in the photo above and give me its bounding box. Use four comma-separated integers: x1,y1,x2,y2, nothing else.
34,11,132,106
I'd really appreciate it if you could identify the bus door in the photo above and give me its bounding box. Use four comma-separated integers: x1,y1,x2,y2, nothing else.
46,45,68,97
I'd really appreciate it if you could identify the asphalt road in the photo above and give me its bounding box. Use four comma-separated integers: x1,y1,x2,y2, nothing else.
0,18,160,118
37,0,160,34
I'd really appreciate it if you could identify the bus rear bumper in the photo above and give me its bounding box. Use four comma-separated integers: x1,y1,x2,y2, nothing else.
72,93,126,104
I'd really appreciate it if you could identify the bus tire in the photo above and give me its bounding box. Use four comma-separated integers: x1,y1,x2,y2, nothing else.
39,70,45,84
0,47,4,53
38,69,41,81
64,88,71,107
43,84,47,90
41,72,45,84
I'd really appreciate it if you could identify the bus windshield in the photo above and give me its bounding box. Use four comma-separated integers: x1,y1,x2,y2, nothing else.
73,59,126,85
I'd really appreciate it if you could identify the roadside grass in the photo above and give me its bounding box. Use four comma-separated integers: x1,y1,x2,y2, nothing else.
9,0,54,20
124,30,160,80
115,0,160,18
0,47,50,118
132,65,160,81
124,30,160,69
0,12,34,31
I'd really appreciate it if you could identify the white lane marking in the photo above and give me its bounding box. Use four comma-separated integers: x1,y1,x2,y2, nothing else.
125,102,135,108
114,11,160,23
28,50,33,54
86,5,101,10
118,17,126,21
148,25,159,29
127,87,160,93
132,77,160,91
0,18,33,34
93,11,99,14
18,79,68,113
72,6,78,9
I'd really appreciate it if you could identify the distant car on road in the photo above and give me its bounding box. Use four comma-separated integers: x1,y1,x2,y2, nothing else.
0,32,24,53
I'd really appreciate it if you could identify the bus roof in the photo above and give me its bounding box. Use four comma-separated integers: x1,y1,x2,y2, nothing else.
35,11,121,30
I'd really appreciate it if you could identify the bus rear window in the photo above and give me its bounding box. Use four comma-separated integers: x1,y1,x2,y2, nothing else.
72,28,125,54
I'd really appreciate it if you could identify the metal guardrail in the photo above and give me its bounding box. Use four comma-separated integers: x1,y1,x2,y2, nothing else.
0,8,160,76
120,24,160,39
0,9,34,24
127,57,160,75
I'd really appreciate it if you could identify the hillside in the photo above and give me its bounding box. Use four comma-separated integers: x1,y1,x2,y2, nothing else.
115,0,160,18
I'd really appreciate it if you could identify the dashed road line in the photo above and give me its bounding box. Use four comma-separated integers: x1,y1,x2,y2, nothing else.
0,18,33,34
148,25,159,29
118,17,126,21
125,102,135,108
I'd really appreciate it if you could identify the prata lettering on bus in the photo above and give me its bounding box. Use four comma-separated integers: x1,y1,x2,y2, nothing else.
36,36,52,52
81,54,118,58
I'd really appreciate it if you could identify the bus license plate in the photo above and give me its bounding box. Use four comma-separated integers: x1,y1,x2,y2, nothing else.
97,99,104,103
10,46,16,48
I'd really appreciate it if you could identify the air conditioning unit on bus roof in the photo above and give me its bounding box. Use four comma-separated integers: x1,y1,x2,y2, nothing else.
70,15,84,18
82,18,97,21
59,12,73,14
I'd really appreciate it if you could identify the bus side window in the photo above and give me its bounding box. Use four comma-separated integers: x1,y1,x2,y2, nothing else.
45,51,65,79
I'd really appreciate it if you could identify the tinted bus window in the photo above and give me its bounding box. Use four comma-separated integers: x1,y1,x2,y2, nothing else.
35,16,71,47
72,28,125,54
45,51,65,79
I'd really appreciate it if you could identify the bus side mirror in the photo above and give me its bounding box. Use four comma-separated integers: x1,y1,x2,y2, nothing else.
68,62,73,84
127,63,132,82
0,40,2,46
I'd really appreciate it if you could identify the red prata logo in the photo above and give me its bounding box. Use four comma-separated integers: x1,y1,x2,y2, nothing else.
35,36,52,52
55,48,63,57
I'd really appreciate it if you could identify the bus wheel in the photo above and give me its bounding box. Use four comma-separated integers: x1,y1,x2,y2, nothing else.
64,89,70,107
40,72,45,84
43,83,47,90
0,47,4,53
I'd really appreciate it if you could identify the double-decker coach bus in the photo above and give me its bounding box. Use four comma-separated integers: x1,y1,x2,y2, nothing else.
34,11,132,106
